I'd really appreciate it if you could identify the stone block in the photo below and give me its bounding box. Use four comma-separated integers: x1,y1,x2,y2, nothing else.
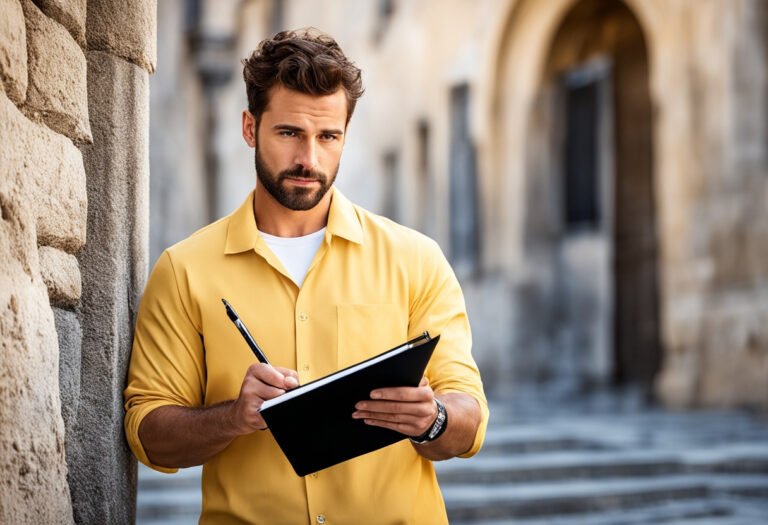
69,50,148,525
31,0,86,47
86,0,157,74
0,0,28,104
21,0,92,144
0,191,74,524
32,137,88,253
0,91,87,253
52,307,82,460
39,246,82,307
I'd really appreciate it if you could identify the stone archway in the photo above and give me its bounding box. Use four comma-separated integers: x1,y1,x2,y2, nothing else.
488,0,660,390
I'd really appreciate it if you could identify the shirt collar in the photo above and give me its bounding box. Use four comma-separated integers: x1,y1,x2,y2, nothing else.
224,187,363,255
326,188,364,245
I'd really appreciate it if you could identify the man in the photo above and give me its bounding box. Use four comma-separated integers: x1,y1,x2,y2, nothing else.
124,29,488,524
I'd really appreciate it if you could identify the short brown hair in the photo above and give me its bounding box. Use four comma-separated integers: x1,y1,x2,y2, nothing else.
242,28,364,124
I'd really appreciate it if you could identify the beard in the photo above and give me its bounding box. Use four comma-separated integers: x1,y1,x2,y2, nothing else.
254,148,338,211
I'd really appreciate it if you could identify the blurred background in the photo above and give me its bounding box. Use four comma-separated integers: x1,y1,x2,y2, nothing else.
139,0,768,523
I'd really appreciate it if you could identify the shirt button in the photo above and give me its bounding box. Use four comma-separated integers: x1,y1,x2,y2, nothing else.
302,365,310,372
316,515,326,524
298,312,309,322
311,472,319,478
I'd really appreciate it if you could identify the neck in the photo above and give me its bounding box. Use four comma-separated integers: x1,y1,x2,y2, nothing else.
253,185,333,237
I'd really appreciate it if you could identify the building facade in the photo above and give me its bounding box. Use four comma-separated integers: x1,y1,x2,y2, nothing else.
152,0,768,409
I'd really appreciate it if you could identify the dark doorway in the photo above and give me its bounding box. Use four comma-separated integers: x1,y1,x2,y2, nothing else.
540,0,661,389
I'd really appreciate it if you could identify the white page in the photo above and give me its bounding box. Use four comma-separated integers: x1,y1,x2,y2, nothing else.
260,341,415,411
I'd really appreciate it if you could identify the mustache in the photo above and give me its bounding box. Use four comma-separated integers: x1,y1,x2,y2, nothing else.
278,165,327,182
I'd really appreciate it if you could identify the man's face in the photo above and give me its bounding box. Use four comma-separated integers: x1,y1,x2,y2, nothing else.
244,86,348,211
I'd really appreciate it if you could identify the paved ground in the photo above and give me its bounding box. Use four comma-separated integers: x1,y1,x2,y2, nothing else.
137,387,768,524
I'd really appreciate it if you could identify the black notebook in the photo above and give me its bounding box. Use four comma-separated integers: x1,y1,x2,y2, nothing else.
260,332,440,476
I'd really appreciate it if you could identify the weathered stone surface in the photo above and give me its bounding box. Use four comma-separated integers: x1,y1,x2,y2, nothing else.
0,91,87,253
21,0,92,144
0,0,28,104
39,246,82,307
87,0,157,73
697,297,768,407
0,191,74,524
52,307,82,469
70,50,148,525
31,0,86,47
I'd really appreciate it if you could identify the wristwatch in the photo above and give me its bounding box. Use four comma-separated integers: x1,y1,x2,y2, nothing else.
409,398,448,445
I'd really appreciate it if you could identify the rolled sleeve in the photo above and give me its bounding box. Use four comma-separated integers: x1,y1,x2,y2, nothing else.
408,239,489,458
124,250,206,472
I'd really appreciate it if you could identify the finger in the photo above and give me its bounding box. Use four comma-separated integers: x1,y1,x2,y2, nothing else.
247,363,287,389
353,411,414,424
361,418,422,436
420,376,429,388
274,366,300,389
370,384,433,402
242,378,285,400
353,411,431,431
354,400,435,418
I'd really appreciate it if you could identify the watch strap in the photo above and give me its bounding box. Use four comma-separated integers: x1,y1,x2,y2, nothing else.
410,398,447,445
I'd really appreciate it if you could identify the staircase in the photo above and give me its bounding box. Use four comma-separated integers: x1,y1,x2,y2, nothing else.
137,397,768,524
437,401,768,524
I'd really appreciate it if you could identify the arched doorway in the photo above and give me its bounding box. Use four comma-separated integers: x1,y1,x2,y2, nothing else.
523,0,660,390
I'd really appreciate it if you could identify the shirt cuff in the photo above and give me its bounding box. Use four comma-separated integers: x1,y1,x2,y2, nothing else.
124,400,180,474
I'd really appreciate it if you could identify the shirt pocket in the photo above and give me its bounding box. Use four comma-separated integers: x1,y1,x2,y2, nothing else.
336,303,406,370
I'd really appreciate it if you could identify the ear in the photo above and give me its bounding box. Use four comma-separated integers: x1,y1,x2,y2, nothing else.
242,110,257,148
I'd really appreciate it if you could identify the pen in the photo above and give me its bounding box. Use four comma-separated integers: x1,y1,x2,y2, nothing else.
222,298,270,364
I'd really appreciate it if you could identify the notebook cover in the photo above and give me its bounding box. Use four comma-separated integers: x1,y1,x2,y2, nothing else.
261,334,439,476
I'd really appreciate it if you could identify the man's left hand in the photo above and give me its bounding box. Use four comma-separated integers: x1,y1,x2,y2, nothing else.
352,376,437,438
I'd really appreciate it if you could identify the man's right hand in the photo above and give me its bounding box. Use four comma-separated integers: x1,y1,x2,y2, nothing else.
229,363,300,434
139,363,299,469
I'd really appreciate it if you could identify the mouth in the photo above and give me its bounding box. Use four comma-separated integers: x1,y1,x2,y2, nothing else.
283,177,320,187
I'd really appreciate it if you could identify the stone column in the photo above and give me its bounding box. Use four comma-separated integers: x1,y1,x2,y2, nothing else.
68,1,155,523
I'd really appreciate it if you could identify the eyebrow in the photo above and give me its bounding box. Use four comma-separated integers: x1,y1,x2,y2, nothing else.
272,124,344,136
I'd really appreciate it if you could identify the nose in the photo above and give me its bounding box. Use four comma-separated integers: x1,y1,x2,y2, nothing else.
294,138,318,171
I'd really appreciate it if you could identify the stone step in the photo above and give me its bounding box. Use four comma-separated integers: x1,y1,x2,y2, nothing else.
480,425,610,455
137,465,201,522
450,496,768,525
436,443,768,483
138,464,202,491
137,486,201,522
442,474,768,521
481,417,768,456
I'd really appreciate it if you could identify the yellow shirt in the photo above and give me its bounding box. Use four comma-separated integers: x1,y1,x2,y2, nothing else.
124,189,489,524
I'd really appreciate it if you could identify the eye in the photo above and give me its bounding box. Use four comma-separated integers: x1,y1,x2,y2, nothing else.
319,133,338,142
279,130,297,138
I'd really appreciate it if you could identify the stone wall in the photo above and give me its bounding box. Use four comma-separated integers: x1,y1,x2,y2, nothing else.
0,0,155,523
656,0,768,408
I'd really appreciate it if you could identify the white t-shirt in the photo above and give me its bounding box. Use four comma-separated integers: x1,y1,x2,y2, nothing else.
259,228,326,288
